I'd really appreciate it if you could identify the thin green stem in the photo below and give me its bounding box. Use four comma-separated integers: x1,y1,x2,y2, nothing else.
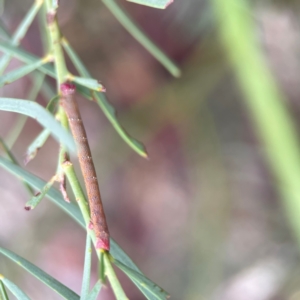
213,0,300,248
102,0,181,77
44,1,68,85
0,277,9,300
104,253,128,300
0,0,43,74
38,1,51,54
62,161,91,224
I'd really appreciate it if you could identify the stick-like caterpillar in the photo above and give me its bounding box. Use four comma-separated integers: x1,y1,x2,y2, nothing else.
60,83,110,251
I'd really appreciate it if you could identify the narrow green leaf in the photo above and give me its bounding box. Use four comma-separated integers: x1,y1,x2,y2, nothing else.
104,253,128,300
0,157,145,275
113,259,169,300
0,42,55,77
0,137,34,195
1,277,30,300
46,94,60,113
99,251,105,283
80,235,92,300
61,38,89,77
0,98,75,153
62,39,148,158
213,0,300,249
24,95,59,164
0,0,42,74
0,247,79,300
71,76,105,92
0,20,10,40
5,72,45,149
0,279,9,300
86,281,102,300
126,0,172,9
24,129,51,164
0,58,48,87
0,156,84,225
93,92,148,158
25,175,56,210
102,0,180,77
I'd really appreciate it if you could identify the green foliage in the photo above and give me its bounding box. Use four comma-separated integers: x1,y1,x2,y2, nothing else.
212,0,300,248
0,0,178,297
1,276,31,300
0,98,75,152
126,0,172,9
0,247,80,300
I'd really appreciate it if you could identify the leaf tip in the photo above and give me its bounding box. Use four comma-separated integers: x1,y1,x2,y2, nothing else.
97,81,106,92
24,205,32,211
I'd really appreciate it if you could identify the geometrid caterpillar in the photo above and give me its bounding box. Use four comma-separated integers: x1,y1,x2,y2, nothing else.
60,83,110,251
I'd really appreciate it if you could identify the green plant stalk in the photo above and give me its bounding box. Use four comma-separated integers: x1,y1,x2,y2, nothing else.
213,0,300,247
62,161,110,282
104,253,128,300
102,0,181,77
0,277,9,300
44,0,68,85
38,0,51,55
0,0,43,74
56,106,70,202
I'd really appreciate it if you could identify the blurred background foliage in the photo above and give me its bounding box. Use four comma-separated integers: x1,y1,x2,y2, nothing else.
2,0,300,299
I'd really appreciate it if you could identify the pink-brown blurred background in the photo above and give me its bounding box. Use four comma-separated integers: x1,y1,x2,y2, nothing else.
2,0,300,299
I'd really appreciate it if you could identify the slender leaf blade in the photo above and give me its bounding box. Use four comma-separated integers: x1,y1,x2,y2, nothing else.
24,129,51,164
80,235,92,300
71,76,105,92
0,157,145,273
0,279,9,300
102,0,180,77
0,42,55,77
113,259,169,300
24,176,56,210
86,281,102,300
93,92,148,158
24,95,58,164
126,0,172,9
0,0,42,73
0,247,80,300
0,156,84,225
0,58,48,87
0,137,34,195
1,277,30,300
0,99,75,153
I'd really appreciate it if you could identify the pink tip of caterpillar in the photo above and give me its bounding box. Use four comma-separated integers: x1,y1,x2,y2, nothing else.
96,237,110,251
60,83,76,96
24,206,32,211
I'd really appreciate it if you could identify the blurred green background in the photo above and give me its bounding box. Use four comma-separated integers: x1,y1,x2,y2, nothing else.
2,0,300,299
